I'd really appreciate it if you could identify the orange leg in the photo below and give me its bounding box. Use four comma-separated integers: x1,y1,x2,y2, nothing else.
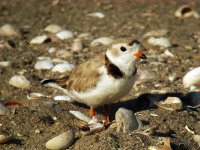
89,106,95,118
104,104,110,125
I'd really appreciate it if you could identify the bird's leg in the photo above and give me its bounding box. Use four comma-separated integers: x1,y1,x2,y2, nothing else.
89,106,95,118
104,104,110,125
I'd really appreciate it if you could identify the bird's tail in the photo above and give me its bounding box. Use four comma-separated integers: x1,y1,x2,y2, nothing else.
41,76,69,94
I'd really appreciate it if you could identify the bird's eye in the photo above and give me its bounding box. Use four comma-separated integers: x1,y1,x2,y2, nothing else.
120,46,126,52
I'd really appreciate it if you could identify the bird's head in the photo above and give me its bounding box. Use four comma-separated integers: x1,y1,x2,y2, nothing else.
106,38,147,70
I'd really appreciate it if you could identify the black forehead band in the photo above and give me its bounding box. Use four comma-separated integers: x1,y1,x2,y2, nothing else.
128,39,140,46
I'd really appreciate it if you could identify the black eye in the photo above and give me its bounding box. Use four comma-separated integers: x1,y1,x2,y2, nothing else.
120,46,126,52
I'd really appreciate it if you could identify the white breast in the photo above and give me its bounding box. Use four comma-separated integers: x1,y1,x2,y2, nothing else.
68,66,136,107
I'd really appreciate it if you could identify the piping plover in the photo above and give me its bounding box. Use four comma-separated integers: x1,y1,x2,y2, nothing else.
42,38,147,124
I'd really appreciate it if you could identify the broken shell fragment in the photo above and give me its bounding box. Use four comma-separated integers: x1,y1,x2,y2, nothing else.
0,61,10,67
69,110,91,123
9,75,30,89
115,108,142,133
44,24,64,33
0,24,19,37
175,5,199,19
56,30,74,40
30,35,50,44
147,37,171,48
91,37,113,47
183,67,200,89
54,95,71,101
0,134,12,144
52,63,74,73
87,12,105,18
45,129,75,150
155,97,183,111
27,93,45,100
34,60,53,70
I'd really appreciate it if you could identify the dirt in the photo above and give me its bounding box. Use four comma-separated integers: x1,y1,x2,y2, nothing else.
0,0,200,150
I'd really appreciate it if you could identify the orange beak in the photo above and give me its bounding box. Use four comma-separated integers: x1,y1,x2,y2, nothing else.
134,51,147,59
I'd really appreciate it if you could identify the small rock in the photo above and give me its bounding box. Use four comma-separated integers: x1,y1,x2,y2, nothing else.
48,47,56,53
0,24,19,37
88,12,105,18
30,35,50,44
9,75,30,89
52,63,74,73
175,5,199,19
71,39,83,52
56,30,74,40
44,24,64,33
193,134,200,146
0,134,12,144
147,37,171,48
34,60,54,70
35,129,41,134
45,129,75,150
91,37,113,47
115,108,142,133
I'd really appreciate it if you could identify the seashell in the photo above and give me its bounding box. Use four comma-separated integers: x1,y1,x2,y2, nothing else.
144,29,169,38
193,135,200,146
48,47,56,53
54,95,71,101
185,125,194,134
91,37,113,47
168,73,177,82
37,56,51,61
34,60,53,70
44,24,64,33
115,108,142,133
155,97,183,111
71,39,83,52
30,35,50,44
27,93,45,100
147,37,171,48
88,12,106,18
69,110,90,123
52,63,74,73
0,134,12,144
45,129,75,150
0,61,10,67
56,30,74,40
175,5,199,19
183,67,200,88
9,75,30,89
162,49,175,58
0,24,19,37
0,103,8,115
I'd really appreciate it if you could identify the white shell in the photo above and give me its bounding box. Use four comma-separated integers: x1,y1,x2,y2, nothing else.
0,134,12,144
175,5,199,18
30,35,49,44
52,63,74,73
48,47,56,53
56,30,74,40
161,97,182,105
34,60,53,70
9,75,30,89
147,37,171,48
44,24,64,33
54,95,71,101
89,123,104,131
88,12,106,18
183,67,200,88
143,29,169,38
71,39,83,51
69,110,90,123
162,49,175,57
45,129,75,150
37,56,51,61
91,37,113,47
0,61,10,67
0,24,19,36
27,93,45,100
0,103,8,116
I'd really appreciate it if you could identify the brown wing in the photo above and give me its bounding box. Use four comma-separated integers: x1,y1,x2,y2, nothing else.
65,54,105,92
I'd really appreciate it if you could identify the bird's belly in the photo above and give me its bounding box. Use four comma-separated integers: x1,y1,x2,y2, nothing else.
69,74,136,107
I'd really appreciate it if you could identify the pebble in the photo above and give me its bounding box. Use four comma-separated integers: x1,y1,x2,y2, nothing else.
45,129,75,150
87,12,105,18
44,24,64,33
0,134,12,144
56,30,74,40
30,35,50,44
91,37,113,47
52,63,74,73
0,61,10,67
147,37,171,48
183,67,200,89
0,24,19,37
9,75,30,89
34,60,54,70
175,5,199,19
115,108,142,133
71,39,83,52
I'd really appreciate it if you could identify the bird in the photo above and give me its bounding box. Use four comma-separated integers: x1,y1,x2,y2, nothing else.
41,37,147,125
